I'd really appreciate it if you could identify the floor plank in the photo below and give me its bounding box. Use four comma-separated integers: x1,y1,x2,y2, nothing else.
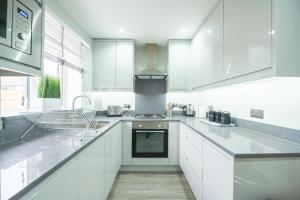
107,172,196,200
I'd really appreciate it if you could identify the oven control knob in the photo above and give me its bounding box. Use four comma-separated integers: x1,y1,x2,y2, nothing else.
18,33,27,40
139,124,142,128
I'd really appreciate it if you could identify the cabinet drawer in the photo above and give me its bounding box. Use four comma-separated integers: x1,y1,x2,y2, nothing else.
189,171,203,200
188,144,203,181
188,129,203,153
184,160,203,200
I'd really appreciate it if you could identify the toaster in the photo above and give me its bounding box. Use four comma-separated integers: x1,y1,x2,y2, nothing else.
107,105,123,117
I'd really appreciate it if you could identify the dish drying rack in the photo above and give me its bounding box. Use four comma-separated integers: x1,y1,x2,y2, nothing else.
20,109,97,140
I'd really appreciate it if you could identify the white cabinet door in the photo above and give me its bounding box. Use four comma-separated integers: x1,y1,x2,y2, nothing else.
78,137,105,200
179,124,188,172
180,124,203,200
94,40,117,89
203,140,234,200
191,31,202,89
21,160,78,200
168,122,179,165
168,40,190,91
122,122,132,165
197,1,223,86
191,1,223,88
224,0,272,78
187,138,203,182
104,130,114,197
112,123,122,174
116,41,134,90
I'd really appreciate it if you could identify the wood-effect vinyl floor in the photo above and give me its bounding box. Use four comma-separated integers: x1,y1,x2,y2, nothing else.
107,172,196,200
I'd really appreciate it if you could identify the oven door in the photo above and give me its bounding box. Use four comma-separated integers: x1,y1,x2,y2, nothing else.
0,0,12,47
132,129,168,158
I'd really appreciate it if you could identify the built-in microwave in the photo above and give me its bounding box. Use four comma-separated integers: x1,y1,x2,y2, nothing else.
0,0,42,74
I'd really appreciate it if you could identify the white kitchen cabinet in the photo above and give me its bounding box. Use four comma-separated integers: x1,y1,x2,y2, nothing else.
168,40,190,91
203,140,234,200
104,128,114,197
116,41,134,89
224,0,272,79
20,123,124,200
78,136,105,200
104,123,122,197
179,124,188,175
112,123,122,174
168,122,179,165
190,31,202,89
93,39,134,90
191,1,223,88
20,159,79,200
94,40,117,89
122,122,132,165
179,124,203,200
190,0,300,89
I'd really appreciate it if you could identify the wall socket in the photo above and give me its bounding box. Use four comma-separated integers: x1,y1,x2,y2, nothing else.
250,109,264,119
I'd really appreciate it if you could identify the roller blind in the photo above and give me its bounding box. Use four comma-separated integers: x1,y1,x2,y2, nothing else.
44,11,86,73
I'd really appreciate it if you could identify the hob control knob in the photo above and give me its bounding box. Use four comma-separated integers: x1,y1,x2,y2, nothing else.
18,33,27,40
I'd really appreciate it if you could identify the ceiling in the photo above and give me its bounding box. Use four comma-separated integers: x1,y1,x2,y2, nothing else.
57,0,217,45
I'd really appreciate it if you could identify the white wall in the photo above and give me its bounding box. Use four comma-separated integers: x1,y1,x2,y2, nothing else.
86,92,135,111
187,77,300,130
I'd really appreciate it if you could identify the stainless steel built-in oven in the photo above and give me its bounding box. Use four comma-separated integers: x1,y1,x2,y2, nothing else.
132,121,168,158
0,0,42,70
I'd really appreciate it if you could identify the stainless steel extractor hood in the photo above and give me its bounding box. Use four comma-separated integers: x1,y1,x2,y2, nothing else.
134,44,168,80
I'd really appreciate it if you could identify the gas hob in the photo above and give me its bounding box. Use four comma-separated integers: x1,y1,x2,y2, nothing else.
134,114,165,119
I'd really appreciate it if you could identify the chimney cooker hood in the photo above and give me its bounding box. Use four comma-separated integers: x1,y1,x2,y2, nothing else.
134,44,168,80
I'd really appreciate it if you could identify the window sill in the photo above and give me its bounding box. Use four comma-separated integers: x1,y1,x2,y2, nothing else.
1,108,42,120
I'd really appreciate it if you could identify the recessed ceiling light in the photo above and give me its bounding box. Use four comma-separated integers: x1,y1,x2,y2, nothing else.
269,30,275,35
206,29,212,35
119,27,125,33
181,28,187,34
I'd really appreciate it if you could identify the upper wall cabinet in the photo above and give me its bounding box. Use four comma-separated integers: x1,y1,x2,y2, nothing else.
116,41,134,89
190,0,300,89
93,40,134,90
224,0,272,78
191,1,223,89
94,40,117,89
168,40,190,91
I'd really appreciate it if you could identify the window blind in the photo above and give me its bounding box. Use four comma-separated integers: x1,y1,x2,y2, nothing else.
44,12,86,73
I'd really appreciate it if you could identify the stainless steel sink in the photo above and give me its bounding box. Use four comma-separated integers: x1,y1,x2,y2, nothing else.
87,121,110,129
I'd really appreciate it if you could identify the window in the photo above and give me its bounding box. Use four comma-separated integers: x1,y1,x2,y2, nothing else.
0,77,28,116
44,10,87,109
0,10,88,116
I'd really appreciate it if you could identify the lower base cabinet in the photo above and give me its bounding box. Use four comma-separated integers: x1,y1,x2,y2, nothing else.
202,140,234,200
20,159,79,200
180,124,203,200
180,124,234,200
20,123,122,200
78,136,105,200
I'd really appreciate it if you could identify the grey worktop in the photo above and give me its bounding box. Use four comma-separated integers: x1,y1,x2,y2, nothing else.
0,118,120,200
1,116,300,200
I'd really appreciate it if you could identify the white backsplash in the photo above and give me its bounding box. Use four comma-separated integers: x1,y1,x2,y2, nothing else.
86,92,135,111
188,77,300,130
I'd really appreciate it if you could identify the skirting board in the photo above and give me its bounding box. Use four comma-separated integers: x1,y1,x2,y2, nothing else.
120,165,181,172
